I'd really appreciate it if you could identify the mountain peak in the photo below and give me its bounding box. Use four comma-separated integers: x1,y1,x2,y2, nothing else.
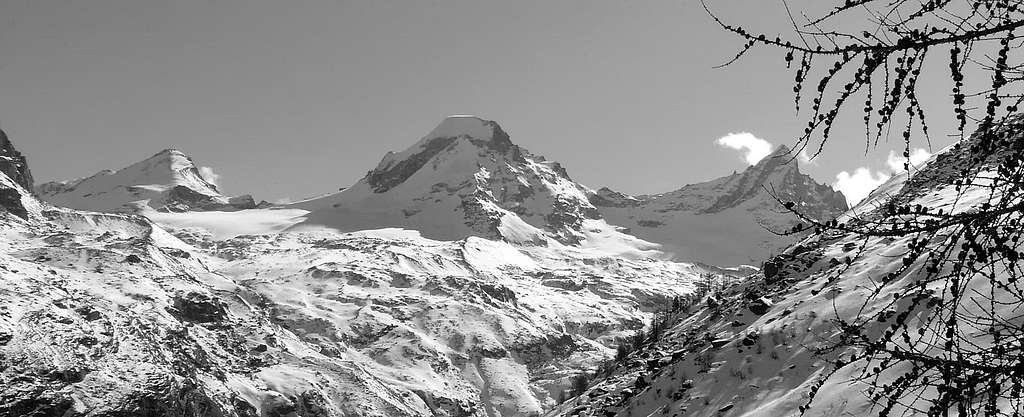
37,149,259,213
428,115,498,138
425,115,514,153
753,144,798,171
152,148,188,159
773,144,792,154
363,116,519,194
295,117,612,245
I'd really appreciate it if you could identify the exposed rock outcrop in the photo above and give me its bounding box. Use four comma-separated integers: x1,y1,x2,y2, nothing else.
0,128,34,192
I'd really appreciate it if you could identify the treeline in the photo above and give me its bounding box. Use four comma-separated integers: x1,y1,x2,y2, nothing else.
556,284,713,405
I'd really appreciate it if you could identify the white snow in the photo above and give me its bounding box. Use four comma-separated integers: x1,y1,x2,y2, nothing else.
145,208,309,239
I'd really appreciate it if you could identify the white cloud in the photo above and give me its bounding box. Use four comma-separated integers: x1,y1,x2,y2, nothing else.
834,168,890,206
199,166,221,186
886,148,932,172
797,148,818,165
273,197,293,205
716,132,774,165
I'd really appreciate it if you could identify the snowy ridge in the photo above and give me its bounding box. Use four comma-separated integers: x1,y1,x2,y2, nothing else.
592,146,848,266
36,149,261,213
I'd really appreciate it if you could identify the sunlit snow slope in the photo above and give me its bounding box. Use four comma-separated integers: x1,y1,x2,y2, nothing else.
591,146,848,266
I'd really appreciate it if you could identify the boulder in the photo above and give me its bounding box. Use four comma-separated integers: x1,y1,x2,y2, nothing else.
169,291,227,323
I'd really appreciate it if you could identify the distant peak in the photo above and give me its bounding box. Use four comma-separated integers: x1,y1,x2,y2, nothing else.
364,116,522,193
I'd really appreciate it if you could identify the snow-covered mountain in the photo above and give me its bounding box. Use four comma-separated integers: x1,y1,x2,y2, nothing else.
547,126,1018,416
35,117,844,268
591,146,848,266
5,115,876,416
1,127,714,416
292,116,624,247
36,149,262,213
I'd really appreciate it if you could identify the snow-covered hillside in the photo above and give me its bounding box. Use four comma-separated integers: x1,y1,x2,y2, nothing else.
36,149,262,213
0,130,715,416
547,127,1020,416
591,146,848,266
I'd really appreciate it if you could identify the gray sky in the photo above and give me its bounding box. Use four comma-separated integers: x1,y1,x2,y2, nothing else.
0,0,960,204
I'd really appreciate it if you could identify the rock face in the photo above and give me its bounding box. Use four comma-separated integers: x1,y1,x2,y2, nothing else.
0,129,38,219
293,116,612,245
36,149,259,213
591,146,848,266
0,128,34,192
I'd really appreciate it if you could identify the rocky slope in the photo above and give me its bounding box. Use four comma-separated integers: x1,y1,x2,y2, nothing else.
547,128,1020,416
35,149,262,213
591,146,848,266
1,131,713,416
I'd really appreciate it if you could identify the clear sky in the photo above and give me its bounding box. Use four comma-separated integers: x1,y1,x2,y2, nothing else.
0,0,959,204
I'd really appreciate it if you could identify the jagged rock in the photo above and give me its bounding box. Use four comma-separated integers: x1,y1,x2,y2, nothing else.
762,258,781,281
741,332,760,346
169,291,227,323
747,297,773,315
0,128,34,191
0,187,27,219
